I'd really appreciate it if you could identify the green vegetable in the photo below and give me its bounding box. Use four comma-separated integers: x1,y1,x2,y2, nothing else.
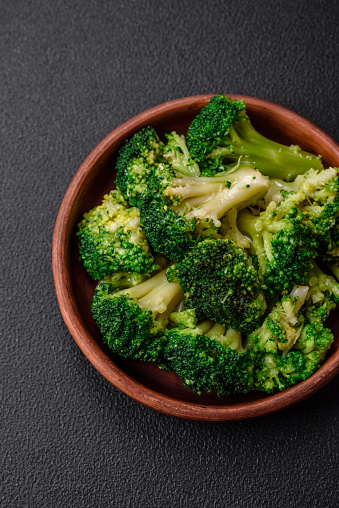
238,195,319,293
115,126,166,207
77,190,156,280
91,268,183,367
167,238,266,333
186,94,323,178
164,131,201,177
162,322,254,396
246,268,337,393
139,165,269,261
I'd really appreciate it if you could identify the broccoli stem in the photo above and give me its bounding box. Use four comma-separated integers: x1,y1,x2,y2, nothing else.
327,263,339,280
168,166,269,227
237,210,270,279
209,117,323,180
219,207,251,249
207,326,245,353
119,269,183,316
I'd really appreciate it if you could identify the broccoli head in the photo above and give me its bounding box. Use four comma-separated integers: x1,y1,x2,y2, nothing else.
162,321,254,395
77,190,156,280
163,131,201,177
167,238,267,332
238,192,320,293
296,168,339,242
186,94,323,178
246,282,334,393
115,126,166,207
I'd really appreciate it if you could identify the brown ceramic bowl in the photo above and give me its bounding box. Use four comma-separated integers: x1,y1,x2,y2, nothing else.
52,94,339,420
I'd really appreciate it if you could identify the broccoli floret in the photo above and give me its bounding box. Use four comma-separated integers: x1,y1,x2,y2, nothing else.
139,166,269,261
163,132,201,177
138,191,198,262
103,271,147,289
186,94,323,178
246,280,335,393
186,94,246,165
77,190,156,280
263,168,339,215
91,268,183,365
169,308,198,329
246,285,309,355
306,263,339,308
103,252,168,288
296,168,339,241
253,320,333,394
115,126,166,207
167,238,266,333
162,322,254,395
322,222,339,265
248,168,339,290
238,192,319,293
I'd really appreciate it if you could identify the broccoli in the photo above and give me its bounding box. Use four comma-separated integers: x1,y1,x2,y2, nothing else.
169,308,198,329
103,253,168,289
163,131,201,177
306,263,339,308
246,285,309,356
115,126,166,207
238,191,320,293
91,268,183,365
103,271,147,289
167,238,266,333
162,321,254,395
186,94,323,178
322,221,339,265
77,190,157,280
218,207,251,249
293,168,339,241
246,273,336,393
139,166,269,261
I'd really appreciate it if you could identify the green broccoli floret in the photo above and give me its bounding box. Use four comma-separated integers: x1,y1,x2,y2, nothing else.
186,94,323,178
238,191,319,293
306,262,339,308
163,132,201,177
167,238,267,333
295,168,339,241
256,168,339,282
103,253,168,289
103,271,147,289
169,308,198,329
263,167,339,215
91,268,183,365
77,190,157,280
162,321,254,395
246,278,335,393
115,126,166,207
139,166,269,261
246,285,309,356
322,221,339,266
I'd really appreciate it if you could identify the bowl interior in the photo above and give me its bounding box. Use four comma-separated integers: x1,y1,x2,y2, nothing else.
54,95,339,420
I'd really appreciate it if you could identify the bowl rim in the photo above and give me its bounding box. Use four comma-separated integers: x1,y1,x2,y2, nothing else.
52,94,339,421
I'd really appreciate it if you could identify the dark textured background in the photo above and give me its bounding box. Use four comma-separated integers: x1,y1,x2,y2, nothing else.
2,0,339,506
